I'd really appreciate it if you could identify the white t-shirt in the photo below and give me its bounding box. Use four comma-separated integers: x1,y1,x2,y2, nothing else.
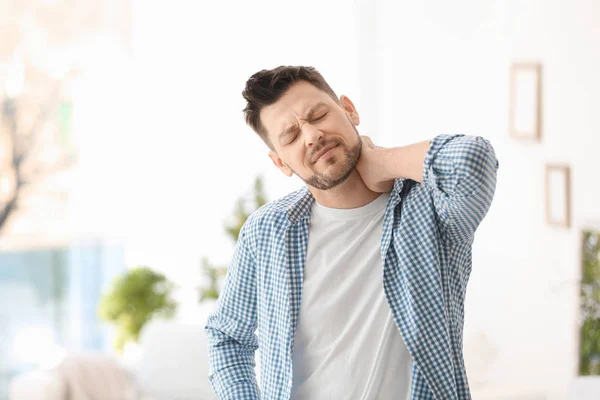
290,192,412,400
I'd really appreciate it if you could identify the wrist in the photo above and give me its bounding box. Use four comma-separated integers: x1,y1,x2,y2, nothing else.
376,147,398,181
379,141,430,183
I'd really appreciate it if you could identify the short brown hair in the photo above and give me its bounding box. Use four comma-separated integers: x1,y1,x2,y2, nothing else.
242,66,338,149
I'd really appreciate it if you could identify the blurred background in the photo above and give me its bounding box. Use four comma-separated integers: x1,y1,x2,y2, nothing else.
1,0,599,399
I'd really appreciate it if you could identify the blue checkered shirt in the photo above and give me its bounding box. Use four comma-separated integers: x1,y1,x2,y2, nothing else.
205,134,499,399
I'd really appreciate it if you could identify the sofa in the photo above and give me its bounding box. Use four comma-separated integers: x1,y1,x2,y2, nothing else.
9,320,218,400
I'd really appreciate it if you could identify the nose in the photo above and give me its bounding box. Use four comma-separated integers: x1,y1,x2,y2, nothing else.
303,124,323,148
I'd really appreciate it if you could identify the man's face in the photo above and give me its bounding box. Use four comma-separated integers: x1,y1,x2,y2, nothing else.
260,81,362,190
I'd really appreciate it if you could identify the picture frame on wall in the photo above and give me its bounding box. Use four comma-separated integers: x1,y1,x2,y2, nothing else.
509,62,542,141
545,164,571,228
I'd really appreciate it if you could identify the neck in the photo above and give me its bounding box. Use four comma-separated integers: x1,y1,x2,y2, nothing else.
308,170,382,209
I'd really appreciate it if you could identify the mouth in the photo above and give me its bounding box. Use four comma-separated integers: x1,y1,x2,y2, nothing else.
312,144,338,164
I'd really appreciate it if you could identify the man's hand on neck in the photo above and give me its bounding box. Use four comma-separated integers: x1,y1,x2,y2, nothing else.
309,136,431,209
356,136,395,193
356,136,430,189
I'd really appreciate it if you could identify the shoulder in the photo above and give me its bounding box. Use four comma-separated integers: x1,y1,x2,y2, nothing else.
243,186,309,238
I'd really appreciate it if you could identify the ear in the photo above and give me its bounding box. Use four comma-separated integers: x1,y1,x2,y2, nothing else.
340,95,360,126
269,151,293,177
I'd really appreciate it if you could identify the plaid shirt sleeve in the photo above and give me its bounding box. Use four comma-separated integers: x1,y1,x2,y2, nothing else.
205,223,262,400
423,134,499,243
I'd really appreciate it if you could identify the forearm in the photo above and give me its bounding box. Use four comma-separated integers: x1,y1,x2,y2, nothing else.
379,140,431,183
206,324,261,400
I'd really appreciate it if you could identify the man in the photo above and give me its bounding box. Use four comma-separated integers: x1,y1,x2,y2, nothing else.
205,66,499,400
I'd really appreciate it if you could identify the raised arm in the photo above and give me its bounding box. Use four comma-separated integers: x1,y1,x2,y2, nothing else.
420,134,498,242
373,134,498,243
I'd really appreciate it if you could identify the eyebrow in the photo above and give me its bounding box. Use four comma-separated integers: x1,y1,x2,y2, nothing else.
278,102,329,141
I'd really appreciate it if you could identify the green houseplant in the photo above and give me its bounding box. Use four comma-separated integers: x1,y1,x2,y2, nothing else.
199,176,268,303
98,266,178,352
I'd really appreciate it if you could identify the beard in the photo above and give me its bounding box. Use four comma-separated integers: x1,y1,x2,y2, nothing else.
292,123,361,190
282,115,362,190
303,140,361,190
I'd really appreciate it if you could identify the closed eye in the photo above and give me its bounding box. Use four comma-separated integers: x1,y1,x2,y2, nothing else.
284,113,327,145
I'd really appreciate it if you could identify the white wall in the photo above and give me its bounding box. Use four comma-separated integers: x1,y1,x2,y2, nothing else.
371,0,600,398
